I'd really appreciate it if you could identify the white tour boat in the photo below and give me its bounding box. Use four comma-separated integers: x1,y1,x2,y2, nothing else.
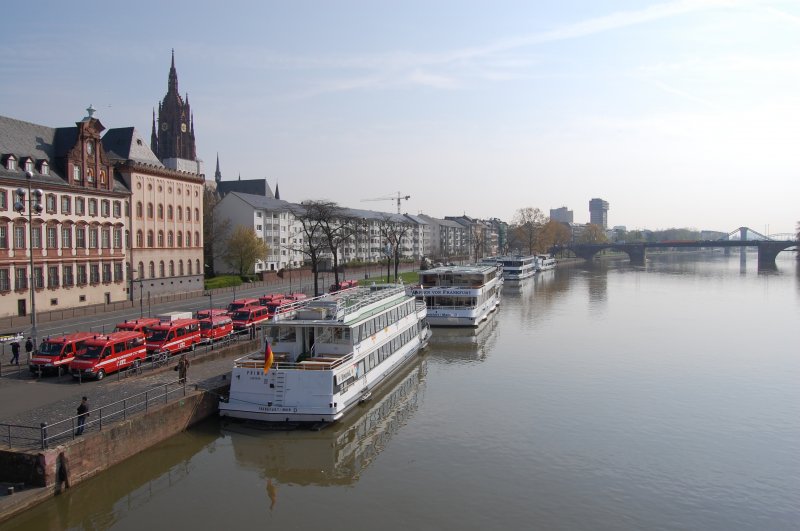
408,264,503,327
536,255,557,271
483,255,538,280
219,285,430,424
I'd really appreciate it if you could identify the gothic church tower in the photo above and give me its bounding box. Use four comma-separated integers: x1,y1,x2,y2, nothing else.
151,50,197,164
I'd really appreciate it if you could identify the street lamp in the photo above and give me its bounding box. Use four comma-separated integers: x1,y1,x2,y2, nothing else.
13,171,43,358
137,267,144,318
204,289,213,312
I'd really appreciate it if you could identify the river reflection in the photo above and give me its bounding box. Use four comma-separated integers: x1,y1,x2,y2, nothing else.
223,358,427,488
425,315,498,363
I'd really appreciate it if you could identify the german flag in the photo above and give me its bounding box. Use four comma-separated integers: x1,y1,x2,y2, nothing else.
263,340,274,374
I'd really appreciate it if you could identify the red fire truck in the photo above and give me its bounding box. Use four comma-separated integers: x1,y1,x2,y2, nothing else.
226,298,259,315
29,332,93,375
145,318,201,358
114,317,160,334
199,315,234,343
69,332,147,380
231,305,271,331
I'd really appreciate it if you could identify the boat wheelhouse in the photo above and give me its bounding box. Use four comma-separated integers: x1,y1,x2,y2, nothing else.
536,255,557,271
409,264,503,327
219,285,430,425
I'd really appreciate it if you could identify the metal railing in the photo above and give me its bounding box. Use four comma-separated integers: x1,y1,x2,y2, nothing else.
0,379,189,450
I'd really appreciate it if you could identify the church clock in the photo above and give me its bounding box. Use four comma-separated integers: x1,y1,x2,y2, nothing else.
161,122,168,131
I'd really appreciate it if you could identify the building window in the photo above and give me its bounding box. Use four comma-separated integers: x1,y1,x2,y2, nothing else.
186,232,191,247
14,226,25,249
61,196,71,214
77,265,87,285
188,261,192,275
114,262,123,282
114,229,122,248
90,264,100,284
40,161,49,175
113,201,121,217
75,227,86,248
136,202,143,218
33,266,44,289
195,231,200,247
149,261,155,278
7,156,17,171
63,266,74,287
196,259,200,275
24,159,33,173
157,204,164,220
169,260,175,276
101,200,110,217
124,202,130,217
46,226,57,249
102,263,111,283
158,230,164,247
177,231,183,247
167,205,173,220
89,228,99,249
88,199,97,216
76,198,85,215
256,225,262,231
46,194,56,213
101,228,110,249
136,230,143,247
15,267,27,290
256,211,262,218
31,227,42,249
0,226,7,249
61,227,72,248
159,261,165,277
147,230,154,247
0,269,9,292
179,260,184,276
177,206,182,221
99,170,107,184
147,203,153,218
87,168,95,183
195,208,200,222
167,231,174,247
0,190,6,211
47,266,59,288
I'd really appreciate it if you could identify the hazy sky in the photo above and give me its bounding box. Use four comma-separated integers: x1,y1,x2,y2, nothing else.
2,0,798,234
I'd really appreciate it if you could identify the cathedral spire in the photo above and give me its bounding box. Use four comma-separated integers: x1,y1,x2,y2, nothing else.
168,49,178,94
150,108,158,152
274,182,280,200
214,153,222,183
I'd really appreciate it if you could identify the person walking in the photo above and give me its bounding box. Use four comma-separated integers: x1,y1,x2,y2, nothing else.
75,397,89,436
10,341,20,365
177,354,190,383
24,337,34,359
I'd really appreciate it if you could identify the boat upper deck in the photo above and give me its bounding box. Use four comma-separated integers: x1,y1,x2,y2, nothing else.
419,264,501,287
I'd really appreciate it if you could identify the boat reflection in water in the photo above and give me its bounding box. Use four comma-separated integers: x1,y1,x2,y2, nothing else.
224,357,427,487
426,313,498,364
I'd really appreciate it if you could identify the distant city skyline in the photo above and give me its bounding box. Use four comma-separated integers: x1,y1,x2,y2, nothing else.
1,0,798,234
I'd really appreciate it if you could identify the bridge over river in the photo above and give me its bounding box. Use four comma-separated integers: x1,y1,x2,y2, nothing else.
553,227,798,269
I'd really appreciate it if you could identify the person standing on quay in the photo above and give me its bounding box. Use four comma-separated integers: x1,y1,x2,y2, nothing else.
75,397,89,436
10,341,20,365
24,337,33,360
177,354,190,384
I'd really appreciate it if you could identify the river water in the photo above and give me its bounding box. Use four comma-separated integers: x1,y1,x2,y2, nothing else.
4,252,799,530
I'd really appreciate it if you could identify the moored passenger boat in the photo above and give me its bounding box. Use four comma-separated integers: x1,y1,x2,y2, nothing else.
219,285,430,425
536,255,557,271
409,264,503,327
483,255,538,280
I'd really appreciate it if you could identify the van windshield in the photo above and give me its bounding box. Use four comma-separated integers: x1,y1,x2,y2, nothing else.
232,310,251,321
200,321,213,330
81,345,106,359
148,329,170,342
38,342,63,356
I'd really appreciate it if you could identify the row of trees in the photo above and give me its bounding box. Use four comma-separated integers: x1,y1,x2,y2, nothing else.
507,207,606,254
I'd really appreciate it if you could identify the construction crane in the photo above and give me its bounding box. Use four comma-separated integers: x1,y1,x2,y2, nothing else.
360,192,411,214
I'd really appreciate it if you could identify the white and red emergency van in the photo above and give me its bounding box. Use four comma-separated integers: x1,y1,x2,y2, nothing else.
114,317,160,334
230,305,271,331
199,315,234,343
145,318,201,357
257,293,285,307
69,332,147,380
196,308,228,320
29,332,93,375
226,298,259,315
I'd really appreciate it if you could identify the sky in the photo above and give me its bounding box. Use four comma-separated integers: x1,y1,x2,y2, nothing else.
1,0,799,235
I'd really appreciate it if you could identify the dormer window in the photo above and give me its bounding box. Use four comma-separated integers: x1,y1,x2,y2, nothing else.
5,155,16,171
73,165,82,182
40,161,49,175
23,158,34,173
87,168,95,183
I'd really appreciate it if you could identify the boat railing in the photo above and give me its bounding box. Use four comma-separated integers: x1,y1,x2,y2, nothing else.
233,352,354,371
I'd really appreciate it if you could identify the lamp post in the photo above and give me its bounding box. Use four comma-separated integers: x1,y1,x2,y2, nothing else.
137,267,144,318
204,290,213,312
13,171,43,358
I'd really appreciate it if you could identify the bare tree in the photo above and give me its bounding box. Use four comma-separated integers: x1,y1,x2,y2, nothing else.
203,187,231,276
510,207,547,254
471,223,487,262
290,200,337,296
317,205,353,288
378,214,412,281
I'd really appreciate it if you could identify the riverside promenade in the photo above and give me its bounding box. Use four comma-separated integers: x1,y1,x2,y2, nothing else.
0,334,259,524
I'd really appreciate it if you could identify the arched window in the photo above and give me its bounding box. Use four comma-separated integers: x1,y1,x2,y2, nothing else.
195,208,200,222
138,262,144,279
158,231,164,247
147,231,154,247
149,261,155,278
159,261,165,277
136,230,143,247
177,206,183,221
179,260,184,276
136,202,143,218
188,261,193,275
167,205,173,220
186,232,191,247
169,260,175,276
196,259,201,275
125,230,130,249
157,204,164,220
167,231,174,247
147,203,153,218
177,231,183,248
195,232,200,247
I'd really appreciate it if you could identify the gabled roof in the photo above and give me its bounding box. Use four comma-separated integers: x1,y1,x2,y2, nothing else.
217,178,274,199
225,192,294,212
102,127,164,166
0,114,68,185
